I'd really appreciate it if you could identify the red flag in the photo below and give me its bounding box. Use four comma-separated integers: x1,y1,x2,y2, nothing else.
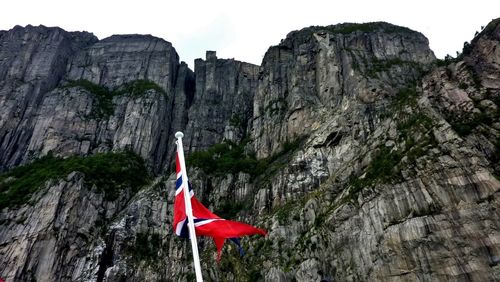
173,152,266,260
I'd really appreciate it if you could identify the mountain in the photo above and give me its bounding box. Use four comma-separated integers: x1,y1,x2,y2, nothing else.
0,19,499,281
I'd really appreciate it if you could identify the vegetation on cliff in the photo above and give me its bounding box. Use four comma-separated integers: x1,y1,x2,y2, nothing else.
186,137,305,179
0,151,149,209
64,79,165,118
284,22,416,46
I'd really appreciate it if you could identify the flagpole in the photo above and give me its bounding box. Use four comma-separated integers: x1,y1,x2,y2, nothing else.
175,131,203,282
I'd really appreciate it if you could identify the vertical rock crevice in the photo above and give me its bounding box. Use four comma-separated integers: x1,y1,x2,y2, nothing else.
96,230,116,282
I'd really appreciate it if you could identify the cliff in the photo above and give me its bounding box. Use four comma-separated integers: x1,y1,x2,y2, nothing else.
0,19,499,281
0,27,194,174
185,51,259,152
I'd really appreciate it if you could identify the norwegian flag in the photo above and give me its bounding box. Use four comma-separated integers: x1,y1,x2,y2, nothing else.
173,153,266,260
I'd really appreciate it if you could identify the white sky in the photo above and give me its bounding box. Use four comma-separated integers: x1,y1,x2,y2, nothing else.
1,0,499,68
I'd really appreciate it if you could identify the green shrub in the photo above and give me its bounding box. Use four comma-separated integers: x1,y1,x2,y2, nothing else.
126,232,162,263
118,80,165,97
483,19,500,35
0,151,149,209
65,79,114,118
216,201,246,219
451,112,493,136
458,82,468,90
349,146,402,193
285,22,414,46
64,79,165,119
248,269,263,281
229,114,243,127
187,136,307,180
329,22,413,35
379,83,420,120
186,141,264,177
366,58,422,78
392,84,418,109
275,201,296,224
397,113,434,133
436,55,456,67
349,111,436,195
464,65,482,89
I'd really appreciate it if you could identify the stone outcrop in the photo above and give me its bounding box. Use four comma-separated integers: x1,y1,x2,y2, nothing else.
0,25,98,170
238,20,500,281
1,19,500,282
252,22,435,158
0,172,129,281
185,51,259,152
65,34,179,90
0,27,194,173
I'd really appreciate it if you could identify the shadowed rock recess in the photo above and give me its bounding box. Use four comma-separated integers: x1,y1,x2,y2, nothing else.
0,19,499,281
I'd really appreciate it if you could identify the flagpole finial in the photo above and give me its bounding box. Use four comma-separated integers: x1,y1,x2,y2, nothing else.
175,132,184,139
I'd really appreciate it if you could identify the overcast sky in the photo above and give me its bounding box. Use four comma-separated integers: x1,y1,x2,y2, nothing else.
2,0,499,68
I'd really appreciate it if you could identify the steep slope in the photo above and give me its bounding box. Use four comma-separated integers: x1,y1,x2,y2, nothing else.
229,21,499,281
183,21,499,281
185,51,259,152
0,26,194,281
0,152,149,281
0,25,98,170
26,34,194,173
0,27,195,174
252,22,435,158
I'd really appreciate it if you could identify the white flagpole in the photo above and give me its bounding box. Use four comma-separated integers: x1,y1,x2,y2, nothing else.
175,131,203,282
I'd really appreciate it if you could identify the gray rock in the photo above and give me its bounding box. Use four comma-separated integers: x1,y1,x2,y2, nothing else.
0,25,97,170
0,27,194,174
1,19,500,282
252,22,435,158
185,51,259,152
0,172,131,281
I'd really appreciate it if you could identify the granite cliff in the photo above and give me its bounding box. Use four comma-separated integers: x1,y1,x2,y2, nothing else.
0,19,499,281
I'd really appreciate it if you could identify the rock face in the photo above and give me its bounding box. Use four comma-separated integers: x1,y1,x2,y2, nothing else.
0,172,129,281
244,20,500,282
0,25,98,170
1,19,500,282
185,51,259,152
252,22,435,158
0,27,194,173
65,34,179,90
